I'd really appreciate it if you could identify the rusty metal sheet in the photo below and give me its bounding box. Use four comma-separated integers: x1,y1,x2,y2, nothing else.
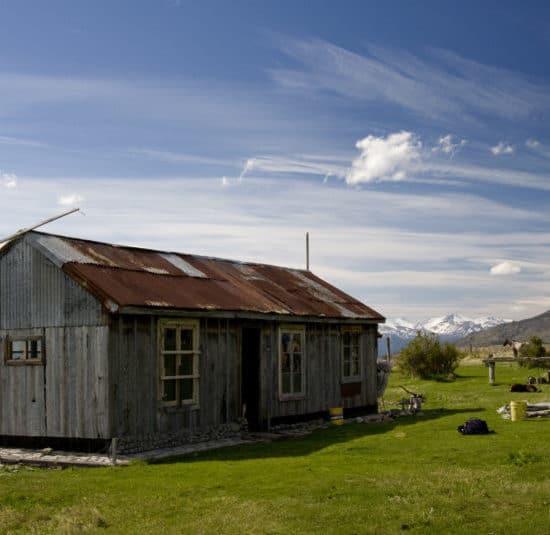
40,232,384,321
66,239,186,276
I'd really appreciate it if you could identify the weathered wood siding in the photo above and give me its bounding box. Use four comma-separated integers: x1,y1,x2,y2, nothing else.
45,326,109,438
0,326,109,438
0,238,110,438
260,322,378,422
108,316,379,437
109,316,241,438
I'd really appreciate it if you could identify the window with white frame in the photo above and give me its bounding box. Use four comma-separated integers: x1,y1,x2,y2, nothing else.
159,320,200,407
279,326,305,398
4,336,45,365
342,329,361,381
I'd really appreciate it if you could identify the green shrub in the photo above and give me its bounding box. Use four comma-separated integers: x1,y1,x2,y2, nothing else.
396,331,462,379
518,336,548,368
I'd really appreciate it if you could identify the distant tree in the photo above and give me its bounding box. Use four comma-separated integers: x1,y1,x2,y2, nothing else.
396,331,462,379
519,336,548,369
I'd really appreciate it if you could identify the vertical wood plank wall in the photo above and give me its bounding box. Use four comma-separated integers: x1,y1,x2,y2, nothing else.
260,322,378,422
109,316,241,438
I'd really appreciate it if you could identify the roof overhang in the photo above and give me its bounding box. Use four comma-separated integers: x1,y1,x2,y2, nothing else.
117,305,385,325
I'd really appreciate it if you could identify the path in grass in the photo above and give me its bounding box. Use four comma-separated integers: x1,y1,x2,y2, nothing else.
1,364,549,534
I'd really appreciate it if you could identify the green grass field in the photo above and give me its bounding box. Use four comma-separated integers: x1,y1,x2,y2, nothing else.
1,363,549,534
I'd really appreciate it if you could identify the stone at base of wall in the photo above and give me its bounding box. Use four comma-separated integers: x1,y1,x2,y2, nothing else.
115,419,248,454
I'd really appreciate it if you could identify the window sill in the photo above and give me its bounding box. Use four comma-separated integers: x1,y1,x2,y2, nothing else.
5,359,44,366
341,376,363,384
279,394,306,402
160,404,200,413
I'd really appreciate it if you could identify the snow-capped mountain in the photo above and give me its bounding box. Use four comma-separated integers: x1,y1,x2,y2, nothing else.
378,313,511,354
423,313,510,339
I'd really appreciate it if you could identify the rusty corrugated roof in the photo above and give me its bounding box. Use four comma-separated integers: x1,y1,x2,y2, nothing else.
27,231,384,321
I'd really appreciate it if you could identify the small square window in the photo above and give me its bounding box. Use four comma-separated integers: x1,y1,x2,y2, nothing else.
5,336,45,365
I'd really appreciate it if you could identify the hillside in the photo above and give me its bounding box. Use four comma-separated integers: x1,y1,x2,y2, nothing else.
459,309,550,346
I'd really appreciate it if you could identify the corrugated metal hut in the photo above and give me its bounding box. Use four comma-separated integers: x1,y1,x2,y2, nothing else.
0,231,384,451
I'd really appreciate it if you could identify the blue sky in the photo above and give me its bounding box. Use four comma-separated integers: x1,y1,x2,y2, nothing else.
1,0,550,322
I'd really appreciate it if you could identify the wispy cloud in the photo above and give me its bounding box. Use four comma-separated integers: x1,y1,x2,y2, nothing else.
491,142,515,155
270,37,550,122
238,131,550,192
0,135,48,148
525,138,550,159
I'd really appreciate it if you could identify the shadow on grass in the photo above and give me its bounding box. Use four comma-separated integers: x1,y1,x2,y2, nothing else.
150,407,485,465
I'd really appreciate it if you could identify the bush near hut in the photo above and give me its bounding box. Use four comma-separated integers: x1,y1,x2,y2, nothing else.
519,335,548,368
396,331,462,379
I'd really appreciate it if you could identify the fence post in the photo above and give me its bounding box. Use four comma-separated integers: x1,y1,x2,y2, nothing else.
111,437,118,465
488,361,496,384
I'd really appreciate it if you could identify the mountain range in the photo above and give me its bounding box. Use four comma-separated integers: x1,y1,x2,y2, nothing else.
379,313,511,355
460,310,550,347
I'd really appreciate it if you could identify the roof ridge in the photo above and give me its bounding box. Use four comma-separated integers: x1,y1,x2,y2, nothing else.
28,230,307,271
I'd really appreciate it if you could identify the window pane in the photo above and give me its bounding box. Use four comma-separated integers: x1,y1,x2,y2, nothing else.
282,372,291,394
281,353,291,372
293,354,302,373
12,340,25,352
293,373,302,393
163,379,176,402
180,329,193,351
164,354,176,376
180,378,193,401
343,332,350,345
281,333,290,353
344,361,351,377
352,358,360,377
29,339,42,359
352,333,360,347
179,355,193,376
292,333,301,352
343,346,350,362
164,328,176,351
10,341,25,359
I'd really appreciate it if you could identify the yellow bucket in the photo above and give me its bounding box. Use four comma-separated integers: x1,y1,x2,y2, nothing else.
329,407,344,425
510,400,527,421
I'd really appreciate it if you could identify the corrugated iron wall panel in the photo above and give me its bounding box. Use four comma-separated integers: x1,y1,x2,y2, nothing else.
0,240,105,329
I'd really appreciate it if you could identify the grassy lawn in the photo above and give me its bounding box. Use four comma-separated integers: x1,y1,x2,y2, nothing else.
1,363,549,534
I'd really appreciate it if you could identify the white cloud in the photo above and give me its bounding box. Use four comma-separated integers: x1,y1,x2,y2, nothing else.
1,172,17,189
491,142,514,155
432,134,466,157
58,194,84,206
490,261,521,275
346,131,421,184
526,139,540,149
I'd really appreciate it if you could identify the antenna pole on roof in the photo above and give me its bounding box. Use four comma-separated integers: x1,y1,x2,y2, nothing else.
306,232,310,271
0,207,80,244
